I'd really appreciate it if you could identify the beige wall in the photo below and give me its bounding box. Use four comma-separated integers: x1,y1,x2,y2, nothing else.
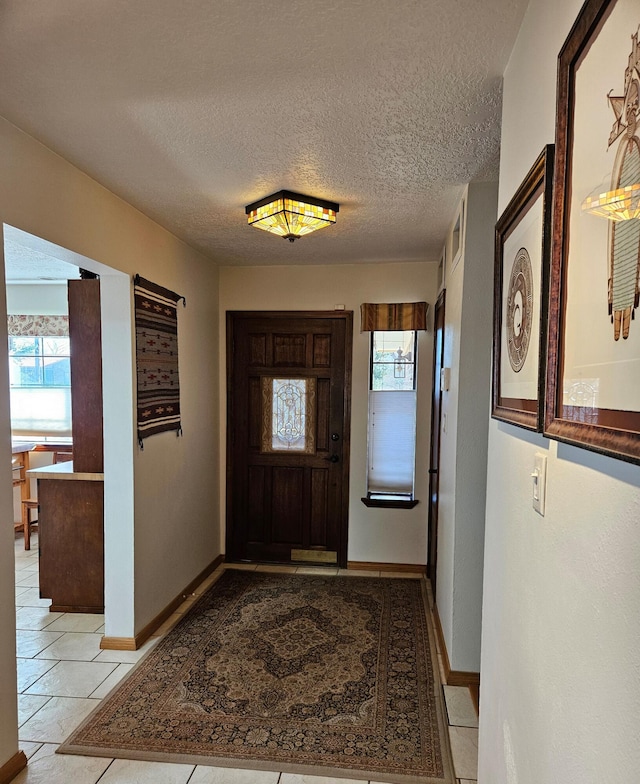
479,0,640,781
436,181,497,674
0,116,221,770
219,261,437,565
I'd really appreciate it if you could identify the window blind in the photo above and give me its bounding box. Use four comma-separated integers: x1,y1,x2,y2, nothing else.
9,387,72,436
367,389,416,494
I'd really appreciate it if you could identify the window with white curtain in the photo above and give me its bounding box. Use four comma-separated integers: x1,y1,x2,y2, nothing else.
366,330,417,500
8,336,72,436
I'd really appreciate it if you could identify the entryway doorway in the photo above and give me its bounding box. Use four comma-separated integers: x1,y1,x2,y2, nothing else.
226,311,352,568
3,224,135,635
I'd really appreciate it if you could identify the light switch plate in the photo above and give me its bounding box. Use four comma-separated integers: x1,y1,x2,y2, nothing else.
532,452,547,515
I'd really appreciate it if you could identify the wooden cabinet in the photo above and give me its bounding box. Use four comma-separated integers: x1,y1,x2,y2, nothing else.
37,472,104,613
68,278,103,473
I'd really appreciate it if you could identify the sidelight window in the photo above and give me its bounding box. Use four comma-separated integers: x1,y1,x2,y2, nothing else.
365,330,417,503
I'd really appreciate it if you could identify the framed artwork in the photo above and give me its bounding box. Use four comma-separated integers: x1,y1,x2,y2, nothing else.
545,0,640,463
492,145,554,430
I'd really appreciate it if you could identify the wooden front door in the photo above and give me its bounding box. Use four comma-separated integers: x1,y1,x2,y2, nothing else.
226,312,352,567
427,291,445,599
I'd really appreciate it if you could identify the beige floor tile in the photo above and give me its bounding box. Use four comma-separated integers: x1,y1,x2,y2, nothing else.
18,694,50,726
15,572,41,588
25,660,118,697
15,607,64,631
98,758,195,783
18,696,100,744
448,726,479,780
295,566,339,575
443,685,479,728
93,636,159,664
223,562,257,571
280,775,364,784
45,613,104,633
459,780,478,783
14,549,38,563
255,564,297,573
17,658,57,692
34,632,102,661
11,742,111,784
18,741,43,760
190,766,280,783
16,630,64,658
88,663,133,699
15,588,52,608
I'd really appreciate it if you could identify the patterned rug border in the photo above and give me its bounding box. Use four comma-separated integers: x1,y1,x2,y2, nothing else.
58,571,455,784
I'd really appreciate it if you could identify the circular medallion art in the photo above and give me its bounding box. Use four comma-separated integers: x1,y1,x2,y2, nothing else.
506,247,533,373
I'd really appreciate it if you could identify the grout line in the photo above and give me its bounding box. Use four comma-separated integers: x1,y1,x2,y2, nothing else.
94,758,117,782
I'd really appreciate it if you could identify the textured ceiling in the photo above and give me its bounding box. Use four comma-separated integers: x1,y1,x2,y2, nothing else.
3,227,79,282
0,0,528,267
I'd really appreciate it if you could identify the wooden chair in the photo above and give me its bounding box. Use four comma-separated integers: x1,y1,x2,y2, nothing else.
12,450,32,549
20,499,38,551
52,449,73,464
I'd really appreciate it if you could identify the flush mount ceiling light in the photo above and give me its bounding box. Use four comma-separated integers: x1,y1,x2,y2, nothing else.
245,190,339,242
582,182,640,221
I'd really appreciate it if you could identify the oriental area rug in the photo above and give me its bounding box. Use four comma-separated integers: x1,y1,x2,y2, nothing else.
59,570,454,784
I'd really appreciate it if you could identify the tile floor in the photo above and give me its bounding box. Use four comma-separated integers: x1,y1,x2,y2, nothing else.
12,536,478,784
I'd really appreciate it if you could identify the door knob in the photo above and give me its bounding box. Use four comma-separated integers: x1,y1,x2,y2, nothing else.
324,454,339,463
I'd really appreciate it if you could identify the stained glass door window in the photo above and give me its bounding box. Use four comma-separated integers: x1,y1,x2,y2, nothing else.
261,377,316,453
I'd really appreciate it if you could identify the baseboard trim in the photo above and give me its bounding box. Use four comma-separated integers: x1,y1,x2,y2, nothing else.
0,751,27,784
348,561,426,574
432,603,480,690
100,554,225,651
50,604,104,614
447,669,481,687
432,603,452,679
99,636,137,651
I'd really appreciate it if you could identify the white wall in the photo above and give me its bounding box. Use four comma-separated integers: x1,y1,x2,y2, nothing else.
219,261,437,565
0,116,221,772
6,283,68,315
479,0,640,781
436,182,498,673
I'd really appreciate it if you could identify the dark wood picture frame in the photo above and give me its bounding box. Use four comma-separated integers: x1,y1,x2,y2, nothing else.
492,144,554,431
545,0,640,464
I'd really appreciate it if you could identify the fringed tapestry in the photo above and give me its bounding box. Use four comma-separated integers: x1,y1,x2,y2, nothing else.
134,275,185,447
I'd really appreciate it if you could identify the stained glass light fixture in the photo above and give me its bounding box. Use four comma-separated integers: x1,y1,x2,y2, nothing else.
582,182,640,221
245,190,339,242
